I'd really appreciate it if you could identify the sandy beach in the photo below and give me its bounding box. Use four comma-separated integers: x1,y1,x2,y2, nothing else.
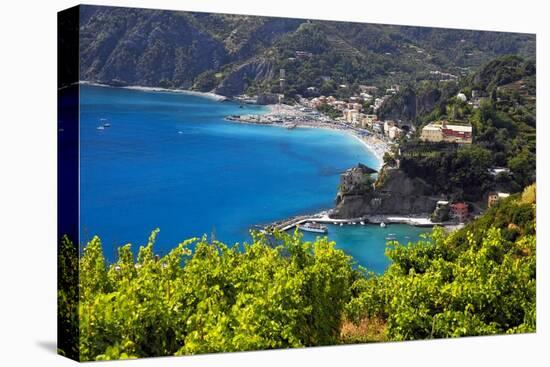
241,103,390,165
79,81,228,101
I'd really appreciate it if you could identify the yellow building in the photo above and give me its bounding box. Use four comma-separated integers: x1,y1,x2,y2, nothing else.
420,121,472,144
344,109,360,124
420,124,443,142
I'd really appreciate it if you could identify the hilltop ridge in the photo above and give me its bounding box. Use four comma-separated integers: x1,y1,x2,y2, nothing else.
77,5,535,96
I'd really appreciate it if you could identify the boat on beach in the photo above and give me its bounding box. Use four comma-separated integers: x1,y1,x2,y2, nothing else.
298,222,328,234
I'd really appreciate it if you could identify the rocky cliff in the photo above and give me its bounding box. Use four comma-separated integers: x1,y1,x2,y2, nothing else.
213,58,275,96
378,86,454,125
332,166,439,218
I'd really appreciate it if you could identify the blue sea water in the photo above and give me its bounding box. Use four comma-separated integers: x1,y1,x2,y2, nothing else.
297,224,430,271
79,85,428,272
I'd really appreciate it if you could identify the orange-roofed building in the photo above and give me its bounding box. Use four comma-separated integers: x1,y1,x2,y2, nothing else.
450,202,469,222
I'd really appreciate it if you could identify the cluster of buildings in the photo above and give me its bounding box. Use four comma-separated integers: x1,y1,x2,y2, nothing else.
303,84,408,140
343,113,404,141
433,191,510,224
308,95,364,110
420,120,473,144
305,84,396,113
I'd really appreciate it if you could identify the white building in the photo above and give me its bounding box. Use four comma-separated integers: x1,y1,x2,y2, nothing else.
388,125,403,140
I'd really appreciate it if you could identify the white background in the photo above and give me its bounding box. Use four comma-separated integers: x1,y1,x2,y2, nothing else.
0,0,547,365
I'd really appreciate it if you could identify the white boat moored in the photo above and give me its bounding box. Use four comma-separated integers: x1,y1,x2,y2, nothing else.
298,222,328,234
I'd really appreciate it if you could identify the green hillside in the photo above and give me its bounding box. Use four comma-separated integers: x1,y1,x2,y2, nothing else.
78,5,535,96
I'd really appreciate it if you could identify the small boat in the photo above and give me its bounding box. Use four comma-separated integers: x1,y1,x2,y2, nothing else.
333,222,338,225
380,222,386,228
385,236,397,241
97,126,105,130
339,223,343,227
178,131,183,134
360,221,365,225
103,123,111,127
100,118,110,127
351,222,356,225
298,222,328,234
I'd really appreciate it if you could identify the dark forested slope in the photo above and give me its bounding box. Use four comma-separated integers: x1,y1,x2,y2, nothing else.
78,5,535,96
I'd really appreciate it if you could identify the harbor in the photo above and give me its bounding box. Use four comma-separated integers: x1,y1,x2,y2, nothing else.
261,210,462,234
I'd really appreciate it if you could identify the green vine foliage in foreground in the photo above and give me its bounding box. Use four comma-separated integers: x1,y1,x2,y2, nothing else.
59,186,536,361
77,230,355,360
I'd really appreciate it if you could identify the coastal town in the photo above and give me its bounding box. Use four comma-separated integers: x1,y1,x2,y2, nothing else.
224,82,512,233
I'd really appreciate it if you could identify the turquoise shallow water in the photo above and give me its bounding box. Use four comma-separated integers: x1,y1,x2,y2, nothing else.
79,85,428,272
295,224,430,272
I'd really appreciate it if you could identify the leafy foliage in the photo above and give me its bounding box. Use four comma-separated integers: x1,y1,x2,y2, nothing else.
400,142,493,200
346,189,536,340
58,235,80,360
60,186,536,360
76,231,355,360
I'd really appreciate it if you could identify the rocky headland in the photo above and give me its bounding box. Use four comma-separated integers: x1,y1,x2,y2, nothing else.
331,164,439,219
